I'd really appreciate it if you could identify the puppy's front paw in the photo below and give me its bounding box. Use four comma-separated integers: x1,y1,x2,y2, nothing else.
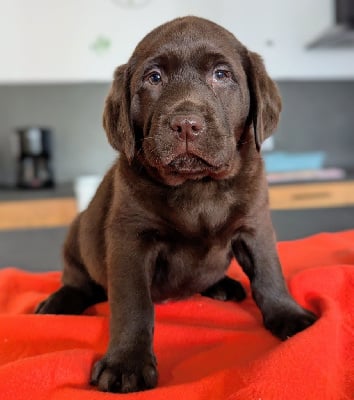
264,302,317,340
90,351,158,393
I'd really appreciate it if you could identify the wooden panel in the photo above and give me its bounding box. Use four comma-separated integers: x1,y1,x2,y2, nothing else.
0,180,353,230
269,181,354,210
0,198,77,230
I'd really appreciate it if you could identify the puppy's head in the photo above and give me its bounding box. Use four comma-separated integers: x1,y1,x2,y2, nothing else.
103,16,281,186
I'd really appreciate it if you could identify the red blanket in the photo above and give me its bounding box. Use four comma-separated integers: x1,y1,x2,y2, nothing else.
0,230,353,400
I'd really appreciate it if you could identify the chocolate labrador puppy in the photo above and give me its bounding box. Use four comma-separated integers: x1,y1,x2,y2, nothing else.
36,16,317,393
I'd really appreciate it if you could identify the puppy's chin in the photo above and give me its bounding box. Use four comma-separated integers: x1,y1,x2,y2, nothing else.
144,154,239,186
168,154,215,174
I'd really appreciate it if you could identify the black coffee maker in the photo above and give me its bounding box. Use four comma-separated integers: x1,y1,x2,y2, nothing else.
16,127,55,189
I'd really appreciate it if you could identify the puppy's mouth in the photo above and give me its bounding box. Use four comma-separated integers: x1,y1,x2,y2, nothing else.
167,154,217,175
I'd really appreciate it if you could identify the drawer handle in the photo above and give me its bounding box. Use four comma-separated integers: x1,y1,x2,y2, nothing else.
291,191,331,201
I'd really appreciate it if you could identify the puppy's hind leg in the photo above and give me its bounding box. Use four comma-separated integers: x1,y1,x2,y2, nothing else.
35,283,106,315
201,276,246,302
36,217,107,315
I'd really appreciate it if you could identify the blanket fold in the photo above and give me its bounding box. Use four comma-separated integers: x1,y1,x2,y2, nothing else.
0,230,353,399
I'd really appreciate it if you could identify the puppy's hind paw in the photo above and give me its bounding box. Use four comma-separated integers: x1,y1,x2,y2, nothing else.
201,276,246,302
35,285,97,315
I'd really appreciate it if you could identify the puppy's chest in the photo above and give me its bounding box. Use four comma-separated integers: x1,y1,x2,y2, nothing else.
150,236,232,303
148,209,237,303
143,187,244,302
167,196,235,236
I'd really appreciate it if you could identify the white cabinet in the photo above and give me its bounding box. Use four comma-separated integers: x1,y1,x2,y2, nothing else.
0,0,353,83
218,0,354,80
0,0,181,83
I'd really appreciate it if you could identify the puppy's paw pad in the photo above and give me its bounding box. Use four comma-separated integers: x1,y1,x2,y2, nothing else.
91,355,158,393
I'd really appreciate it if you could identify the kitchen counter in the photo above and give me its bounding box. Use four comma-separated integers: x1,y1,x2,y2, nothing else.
0,184,75,270
0,227,67,271
1,180,354,230
0,183,77,230
1,206,353,271
271,206,354,241
0,179,353,272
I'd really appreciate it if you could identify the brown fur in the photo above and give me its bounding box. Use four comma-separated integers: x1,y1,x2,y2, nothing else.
36,16,317,393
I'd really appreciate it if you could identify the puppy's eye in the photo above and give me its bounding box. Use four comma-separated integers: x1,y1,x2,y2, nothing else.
147,71,162,85
213,69,232,81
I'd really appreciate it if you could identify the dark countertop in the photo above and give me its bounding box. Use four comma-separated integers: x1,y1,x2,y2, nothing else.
0,183,74,201
1,174,352,202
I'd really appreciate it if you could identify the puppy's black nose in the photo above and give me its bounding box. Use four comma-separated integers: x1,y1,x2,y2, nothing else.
170,115,205,141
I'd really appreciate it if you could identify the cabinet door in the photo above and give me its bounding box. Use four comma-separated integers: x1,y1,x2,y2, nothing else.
1,0,84,82
0,0,182,83
217,0,354,80
1,0,354,83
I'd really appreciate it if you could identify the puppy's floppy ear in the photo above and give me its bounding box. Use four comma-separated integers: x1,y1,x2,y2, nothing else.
103,64,135,162
247,51,282,151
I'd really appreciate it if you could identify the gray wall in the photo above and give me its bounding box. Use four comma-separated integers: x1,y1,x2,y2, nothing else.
0,81,354,185
276,81,354,169
0,83,114,185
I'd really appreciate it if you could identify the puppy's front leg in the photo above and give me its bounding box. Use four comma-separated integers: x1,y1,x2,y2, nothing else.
91,234,157,393
232,211,317,340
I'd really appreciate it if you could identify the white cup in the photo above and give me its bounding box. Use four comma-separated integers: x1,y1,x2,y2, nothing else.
74,175,102,212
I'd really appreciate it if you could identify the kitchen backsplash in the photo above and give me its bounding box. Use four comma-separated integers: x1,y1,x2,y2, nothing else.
0,83,114,186
0,81,354,185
